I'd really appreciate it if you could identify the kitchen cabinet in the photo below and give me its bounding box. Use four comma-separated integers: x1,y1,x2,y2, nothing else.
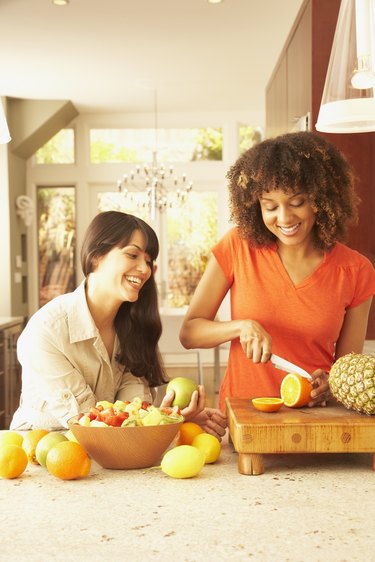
266,0,312,136
266,0,375,338
0,317,24,429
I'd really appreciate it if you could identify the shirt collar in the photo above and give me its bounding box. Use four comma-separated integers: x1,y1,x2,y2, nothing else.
67,281,99,343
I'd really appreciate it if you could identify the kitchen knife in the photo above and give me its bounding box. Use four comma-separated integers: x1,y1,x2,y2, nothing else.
270,353,313,380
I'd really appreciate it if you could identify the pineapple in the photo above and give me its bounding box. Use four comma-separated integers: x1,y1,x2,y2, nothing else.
329,353,375,415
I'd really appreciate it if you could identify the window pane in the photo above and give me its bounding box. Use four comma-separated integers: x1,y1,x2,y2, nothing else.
97,191,151,223
167,192,217,308
90,128,222,163
95,190,217,309
35,129,75,164
37,187,76,307
239,125,262,154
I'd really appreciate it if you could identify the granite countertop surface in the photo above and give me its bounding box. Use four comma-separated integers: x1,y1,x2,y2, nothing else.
1,432,375,562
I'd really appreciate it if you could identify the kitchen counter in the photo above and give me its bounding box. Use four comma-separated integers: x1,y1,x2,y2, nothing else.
1,432,375,562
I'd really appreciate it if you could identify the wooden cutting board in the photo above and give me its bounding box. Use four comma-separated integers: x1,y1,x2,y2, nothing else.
226,398,375,475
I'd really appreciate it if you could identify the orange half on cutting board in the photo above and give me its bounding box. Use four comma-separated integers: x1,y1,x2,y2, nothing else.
252,397,284,412
280,373,313,408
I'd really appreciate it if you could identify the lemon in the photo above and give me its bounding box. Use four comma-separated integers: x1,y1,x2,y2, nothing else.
22,429,49,465
192,432,221,464
161,445,205,478
0,431,24,448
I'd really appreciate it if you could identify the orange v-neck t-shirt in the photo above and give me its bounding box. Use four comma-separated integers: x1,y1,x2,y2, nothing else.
212,228,375,411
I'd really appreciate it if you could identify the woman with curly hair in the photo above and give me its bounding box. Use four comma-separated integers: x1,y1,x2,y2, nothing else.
179,131,375,411
12,211,227,439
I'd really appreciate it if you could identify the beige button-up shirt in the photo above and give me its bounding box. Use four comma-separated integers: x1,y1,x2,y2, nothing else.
10,282,153,430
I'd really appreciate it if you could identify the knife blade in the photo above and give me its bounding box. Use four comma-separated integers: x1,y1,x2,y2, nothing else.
270,353,313,380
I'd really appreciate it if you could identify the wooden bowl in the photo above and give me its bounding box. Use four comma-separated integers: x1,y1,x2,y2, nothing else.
67,416,183,469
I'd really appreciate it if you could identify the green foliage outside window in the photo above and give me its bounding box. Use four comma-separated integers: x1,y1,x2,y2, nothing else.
239,125,262,154
190,128,223,161
35,129,75,164
89,128,223,163
37,187,76,307
166,192,217,307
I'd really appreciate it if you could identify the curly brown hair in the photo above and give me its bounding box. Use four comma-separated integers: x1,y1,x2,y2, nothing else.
226,131,360,250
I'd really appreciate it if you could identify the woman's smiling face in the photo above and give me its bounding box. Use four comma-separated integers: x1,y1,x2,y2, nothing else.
92,229,153,303
259,189,317,247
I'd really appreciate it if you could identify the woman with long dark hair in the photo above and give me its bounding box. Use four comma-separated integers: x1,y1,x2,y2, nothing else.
11,211,227,439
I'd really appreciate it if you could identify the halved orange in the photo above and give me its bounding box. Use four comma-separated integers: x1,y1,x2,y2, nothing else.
280,373,313,408
252,397,284,412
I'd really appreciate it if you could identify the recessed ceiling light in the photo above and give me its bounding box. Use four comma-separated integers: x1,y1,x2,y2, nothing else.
208,0,223,4
52,0,69,5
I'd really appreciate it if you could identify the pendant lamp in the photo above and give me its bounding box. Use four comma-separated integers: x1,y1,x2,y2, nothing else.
316,0,375,133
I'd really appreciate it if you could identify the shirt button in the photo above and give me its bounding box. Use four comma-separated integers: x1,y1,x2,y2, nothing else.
62,391,71,400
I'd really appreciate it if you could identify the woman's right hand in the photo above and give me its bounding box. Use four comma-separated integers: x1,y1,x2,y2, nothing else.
239,319,272,363
161,385,206,420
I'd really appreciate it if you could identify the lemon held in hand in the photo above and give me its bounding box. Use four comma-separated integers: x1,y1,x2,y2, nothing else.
166,377,199,409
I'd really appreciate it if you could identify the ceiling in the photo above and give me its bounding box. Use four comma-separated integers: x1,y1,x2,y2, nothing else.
0,0,304,123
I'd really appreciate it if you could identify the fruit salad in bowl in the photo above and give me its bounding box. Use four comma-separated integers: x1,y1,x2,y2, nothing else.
67,397,184,469
74,397,184,428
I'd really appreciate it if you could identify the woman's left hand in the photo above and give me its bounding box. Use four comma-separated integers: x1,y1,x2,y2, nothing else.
189,408,228,441
308,369,331,407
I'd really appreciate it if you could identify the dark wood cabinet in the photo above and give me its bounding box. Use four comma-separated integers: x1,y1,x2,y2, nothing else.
266,0,375,339
0,317,24,429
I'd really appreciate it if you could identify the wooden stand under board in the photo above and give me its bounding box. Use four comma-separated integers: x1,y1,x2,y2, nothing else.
226,398,375,475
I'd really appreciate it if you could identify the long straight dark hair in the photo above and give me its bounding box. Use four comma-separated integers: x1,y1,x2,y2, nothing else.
80,211,167,387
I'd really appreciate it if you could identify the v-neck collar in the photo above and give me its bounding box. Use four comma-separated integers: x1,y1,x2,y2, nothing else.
271,244,328,290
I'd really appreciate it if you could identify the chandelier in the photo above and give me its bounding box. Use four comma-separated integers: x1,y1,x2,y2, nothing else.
117,90,193,221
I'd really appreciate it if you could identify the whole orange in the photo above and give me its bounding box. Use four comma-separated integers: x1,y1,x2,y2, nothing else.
46,440,91,480
0,444,28,479
176,422,204,446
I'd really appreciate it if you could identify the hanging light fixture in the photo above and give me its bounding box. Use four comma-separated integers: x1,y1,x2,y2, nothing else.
117,89,193,221
316,0,375,133
0,98,11,144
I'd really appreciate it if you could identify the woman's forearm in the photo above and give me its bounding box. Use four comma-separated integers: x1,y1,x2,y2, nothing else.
179,317,243,350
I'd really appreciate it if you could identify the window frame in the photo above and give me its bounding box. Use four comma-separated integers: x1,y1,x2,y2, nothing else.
26,113,251,314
